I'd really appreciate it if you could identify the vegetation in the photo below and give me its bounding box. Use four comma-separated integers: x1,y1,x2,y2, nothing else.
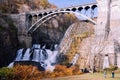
0,0,56,13
0,67,14,80
104,65,118,71
0,65,82,80
66,31,92,62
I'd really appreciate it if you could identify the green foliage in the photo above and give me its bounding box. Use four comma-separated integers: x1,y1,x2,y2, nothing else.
104,65,118,71
40,0,51,9
109,65,118,71
0,65,82,80
0,0,54,13
0,67,15,80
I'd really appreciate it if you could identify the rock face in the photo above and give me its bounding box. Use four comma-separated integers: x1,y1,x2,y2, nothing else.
9,13,78,48
59,21,94,68
31,14,78,48
0,0,56,13
0,15,18,67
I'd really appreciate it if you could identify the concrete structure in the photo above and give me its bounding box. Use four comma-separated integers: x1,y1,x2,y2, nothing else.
26,3,97,33
9,1,120,68
9,3,97,48
91,0,120,68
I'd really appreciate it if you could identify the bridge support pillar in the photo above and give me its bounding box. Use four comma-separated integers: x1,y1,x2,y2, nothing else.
25,13,32,30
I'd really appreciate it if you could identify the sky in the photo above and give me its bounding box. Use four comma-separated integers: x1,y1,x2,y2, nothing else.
48,0,96,8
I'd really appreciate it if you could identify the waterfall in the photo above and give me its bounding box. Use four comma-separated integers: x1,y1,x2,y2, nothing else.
32,49,40,62
32,44,41,62
70,54,79,66
15,49,23,61
32,44,41,49
22,48,31,61
44,49,58,71
8,62,14,68
42,44,46,49
103,55,109,69
8,44,60,71
8,49,24,68
39,49,47,62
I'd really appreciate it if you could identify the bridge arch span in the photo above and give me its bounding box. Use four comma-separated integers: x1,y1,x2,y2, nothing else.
27,10,97,34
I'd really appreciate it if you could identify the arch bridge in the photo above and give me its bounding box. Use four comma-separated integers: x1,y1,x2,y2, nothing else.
25,2,98,34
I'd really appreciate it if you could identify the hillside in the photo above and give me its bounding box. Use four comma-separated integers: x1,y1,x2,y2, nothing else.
0,0,79,68
0,0,56,67
0,0,56,13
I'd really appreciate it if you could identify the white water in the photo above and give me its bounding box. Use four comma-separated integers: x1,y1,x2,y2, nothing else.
32,49,40,62
70,54,79,66
15,49,23,61
44,47,58,71
8,62,14,68
42,45,46,49
32,44,41,49
8,44,79,71
8,44,59,71
22,48,31,61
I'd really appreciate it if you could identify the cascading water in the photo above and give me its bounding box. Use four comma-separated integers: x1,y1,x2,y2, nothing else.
70,54,79,66
15,49,23,61
8,44,60,71
8,49,24,68
22,48,31,61
8,11,88,70
43,45,59,71
67,54,80,68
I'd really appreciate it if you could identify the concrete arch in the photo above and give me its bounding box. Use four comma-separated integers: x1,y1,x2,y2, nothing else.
28,14,32,18
32,14,38,23
27,11,97,33
38,13,43,17
85,6,90,10
91,5,98,18
43,12,48,16
26,14,32,29
66,8,71,11
33,14,37,18
78,7,83,11
91,5,97,10
71,8,77,12
48,11,53,14
85,7,92,18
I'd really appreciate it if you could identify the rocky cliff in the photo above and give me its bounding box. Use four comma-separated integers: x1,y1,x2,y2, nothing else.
0,0,80,67
32,14,78,48
0,0,56,13
0,0,56,67
0,14,18,67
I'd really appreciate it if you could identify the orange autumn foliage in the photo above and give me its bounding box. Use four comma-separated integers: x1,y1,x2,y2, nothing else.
1,64,82,80
13,65,42,80
40,65,82,78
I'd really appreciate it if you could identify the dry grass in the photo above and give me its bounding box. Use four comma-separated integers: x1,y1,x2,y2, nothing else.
43,69,120,80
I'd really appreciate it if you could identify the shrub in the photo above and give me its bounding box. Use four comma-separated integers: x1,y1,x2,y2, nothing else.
50,65,82,78
0,67,14,80
109,65,118,71
13,65,42,80
104,65,118,71
0,65,82,80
